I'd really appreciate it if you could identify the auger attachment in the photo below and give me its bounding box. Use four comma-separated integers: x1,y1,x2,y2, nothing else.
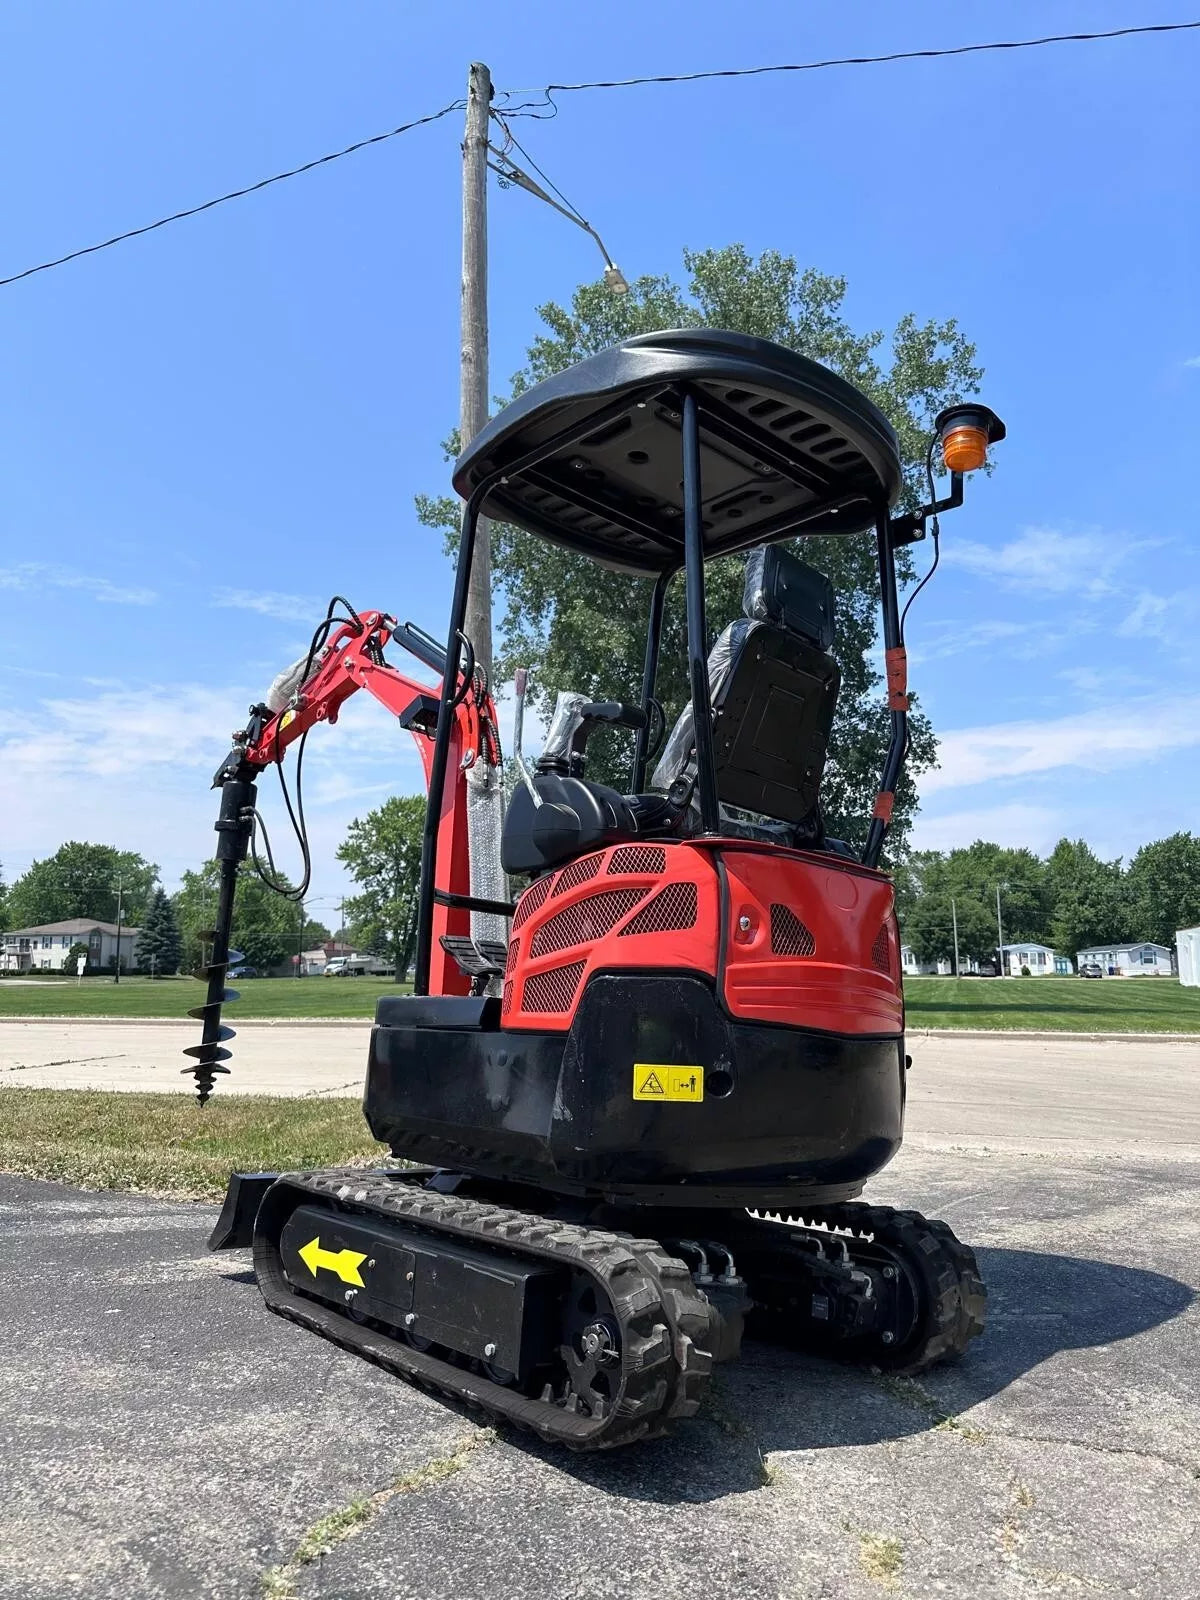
184,766,257,1105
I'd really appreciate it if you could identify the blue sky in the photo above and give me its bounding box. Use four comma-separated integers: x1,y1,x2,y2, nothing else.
1,2,1196,920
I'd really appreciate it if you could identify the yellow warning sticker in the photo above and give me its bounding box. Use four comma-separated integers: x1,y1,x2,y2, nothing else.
633,1064,704,1103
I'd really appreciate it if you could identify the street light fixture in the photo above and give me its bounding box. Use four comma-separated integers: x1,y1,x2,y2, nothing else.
486,143,629,294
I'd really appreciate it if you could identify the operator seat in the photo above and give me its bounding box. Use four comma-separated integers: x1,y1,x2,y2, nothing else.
650,543,840,843
500,545,840,875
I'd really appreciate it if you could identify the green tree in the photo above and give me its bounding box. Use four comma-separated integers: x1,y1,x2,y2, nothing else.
302,919,332,948
336,796,425,980
898,850,1001,968
136,886,183,977
1124,833,1200,949
173,864,302,975
64,942,89,976
6,843,158,930
417,246,985,851
897,841,1051,967
1045,838,1126,958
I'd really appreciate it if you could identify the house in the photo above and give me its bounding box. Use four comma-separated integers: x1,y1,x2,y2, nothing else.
1177,927,1200,988
900,945,987,977
1076,942,1174,977
1000,942,1070,976
1,919,139,974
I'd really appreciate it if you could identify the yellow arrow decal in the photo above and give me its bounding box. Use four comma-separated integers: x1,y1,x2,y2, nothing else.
297,1235,367,1287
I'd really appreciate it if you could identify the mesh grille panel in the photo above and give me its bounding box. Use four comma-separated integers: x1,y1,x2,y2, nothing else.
618,882,698,937
552,855,603,895
871,923,893,975
505,938,519,977
607,845,667,876
770,904,816,957
530,888,648,958
512,874,552,932
502,980,513,1015
522,961,586,1014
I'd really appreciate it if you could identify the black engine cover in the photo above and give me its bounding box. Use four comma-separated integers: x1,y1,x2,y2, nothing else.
365,975,905,1209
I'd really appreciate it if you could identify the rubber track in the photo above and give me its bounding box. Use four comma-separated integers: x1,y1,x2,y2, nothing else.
761,1200,987,1372
252,1169,714,1450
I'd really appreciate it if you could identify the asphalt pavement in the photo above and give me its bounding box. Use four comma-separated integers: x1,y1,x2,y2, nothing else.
1,1052,1198,1598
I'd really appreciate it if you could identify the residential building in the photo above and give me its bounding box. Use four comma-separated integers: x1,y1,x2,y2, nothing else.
1000,942,1070,976
1076,942,1174,977
1,919,140,973
900,946,985,977
1177,927,1200,988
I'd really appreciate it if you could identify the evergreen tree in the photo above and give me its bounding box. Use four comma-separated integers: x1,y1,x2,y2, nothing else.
136,886,183,977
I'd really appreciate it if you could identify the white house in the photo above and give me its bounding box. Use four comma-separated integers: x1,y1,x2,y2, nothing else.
1177,927,1200,988
1076,942,1174,977
1,919,139,974
1000,942,1071,976
901,946,986,977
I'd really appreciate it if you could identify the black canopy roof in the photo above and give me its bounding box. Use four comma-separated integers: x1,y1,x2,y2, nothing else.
452,329,904,576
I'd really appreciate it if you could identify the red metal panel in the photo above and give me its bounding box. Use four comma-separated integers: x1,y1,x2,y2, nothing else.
720,848,902,1035
506,843,720,1032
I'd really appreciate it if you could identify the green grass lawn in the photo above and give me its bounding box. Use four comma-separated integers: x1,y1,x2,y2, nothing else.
904,975,1200,1032
0,1087,389,1199
0,975,405,1019
3,972,1196,1032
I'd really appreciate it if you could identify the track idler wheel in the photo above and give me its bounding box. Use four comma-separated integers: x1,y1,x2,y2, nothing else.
737,1202,986,1375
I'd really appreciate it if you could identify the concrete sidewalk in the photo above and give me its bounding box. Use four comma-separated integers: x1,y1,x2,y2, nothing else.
2,1021,1197,1162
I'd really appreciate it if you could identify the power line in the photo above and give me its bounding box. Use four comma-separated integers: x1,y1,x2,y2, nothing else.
495,21,1200,105
0,99,464,290
2,22,1196,290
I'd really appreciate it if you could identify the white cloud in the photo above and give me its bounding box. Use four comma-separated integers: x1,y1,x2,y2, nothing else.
0,679,427,903
211,588,319,624
0,563,156,605
1184,356,1200,369
910,802,1063,854
1116,591,1171,639
922,694,1200,794
943,526,1152,600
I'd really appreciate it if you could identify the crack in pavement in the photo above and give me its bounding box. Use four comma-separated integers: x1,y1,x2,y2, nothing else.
1,1054,129,1073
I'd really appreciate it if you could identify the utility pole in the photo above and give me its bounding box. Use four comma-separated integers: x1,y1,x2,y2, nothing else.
460,60,492,680
297,900,304,979
113,879,124,985
459,59,509,956
951,895,961,979
995,884,1005,978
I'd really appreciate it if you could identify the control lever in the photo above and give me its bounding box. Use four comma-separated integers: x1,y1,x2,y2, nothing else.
512,668,542,808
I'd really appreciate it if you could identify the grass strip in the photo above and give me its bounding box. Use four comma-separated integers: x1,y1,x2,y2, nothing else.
0,1087,388,1200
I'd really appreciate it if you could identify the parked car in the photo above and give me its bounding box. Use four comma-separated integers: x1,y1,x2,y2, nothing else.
227,964,259,979
1078,962,1104,979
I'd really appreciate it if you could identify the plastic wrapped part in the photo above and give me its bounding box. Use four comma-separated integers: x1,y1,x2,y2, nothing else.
467,762,509,968
742,546,836,651
265,651,321,713
650,621,749,794
540,691,591,769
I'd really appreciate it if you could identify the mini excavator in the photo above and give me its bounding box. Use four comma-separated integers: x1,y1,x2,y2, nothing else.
197,330,1004,1448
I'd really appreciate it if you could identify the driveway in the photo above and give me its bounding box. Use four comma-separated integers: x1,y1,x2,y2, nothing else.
0,1044,1197,1598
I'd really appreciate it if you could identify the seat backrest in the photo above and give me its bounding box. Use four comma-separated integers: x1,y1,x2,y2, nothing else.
651,545,840,825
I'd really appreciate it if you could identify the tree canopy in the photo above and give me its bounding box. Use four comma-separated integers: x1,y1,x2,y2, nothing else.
173,864,304,975
336,796,425,980
418,246,985,852
897,831,1200,966
4,843,158,931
